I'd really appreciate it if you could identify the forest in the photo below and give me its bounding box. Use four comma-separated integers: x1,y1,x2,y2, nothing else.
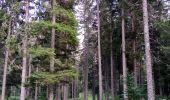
0,0,170,100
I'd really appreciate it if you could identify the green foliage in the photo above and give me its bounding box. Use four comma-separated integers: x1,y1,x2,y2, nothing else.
56,0,76,9
8,96,20,100
0,9,8,23
29,69,77,85
5,36,18,53
127,74,147,100
29,46,55,58
154,21,170,39
51,5,78,26
30,21,78,45
31,21,76,35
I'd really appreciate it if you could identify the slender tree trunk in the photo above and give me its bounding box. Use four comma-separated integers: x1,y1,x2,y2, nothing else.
28,55,32,78
49,0,56,99
142,0,155,100
74,62,79,98
93,58,97,100
72,82,73,99
73,81,76,99
27,55,32,98
20,0,29,99
121,7,128,100
34,67,38,100
46,86,49,100
92,82,96,100
133,41,138,85
131,12,138,86
83,60,88,100
63,85,68,100
1,17,11,100
34,83,38,100
97,0,102,100
110,27,115,100
56,86,61,100
1,41,9,100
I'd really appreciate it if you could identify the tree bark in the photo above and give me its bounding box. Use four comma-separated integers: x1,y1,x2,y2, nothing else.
27,55,32,98
34,83,38,100
131,11,138,86
34,67,38,100
97,0,103,100
56,85,61,100
63,85,68,100
49,0,56,99
142,0,155,99
110,26,115,100
92,82,96,100
20,0,29,99
83,60,88,100
121,7,128,100
1,17,11,100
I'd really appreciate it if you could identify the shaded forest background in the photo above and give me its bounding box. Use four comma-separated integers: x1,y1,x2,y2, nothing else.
0,0,170,100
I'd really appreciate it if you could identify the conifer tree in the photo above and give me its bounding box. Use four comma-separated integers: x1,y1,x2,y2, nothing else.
97,0,103,100
20,0,29,99
1,5,11,100
142,0,155,99
121,3,128,100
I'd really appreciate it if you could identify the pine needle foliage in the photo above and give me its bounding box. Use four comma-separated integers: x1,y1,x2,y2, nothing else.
28,0,78,86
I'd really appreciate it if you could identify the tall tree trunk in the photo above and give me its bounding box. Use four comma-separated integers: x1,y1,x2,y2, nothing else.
34,67,38,100
1,17,11,100
34,82,38,100
142,0,155,99
74,62,79,98
110,26,115,100
56,85,61,100
27,55,32,98
63,85,68,100
20,0,29,99
49,0,56,99
72,82,73,99
92,57,97,100
121,7,128,100
97,0,103,100
92,81,96,100
131,12,138,86
133,41,138,85
83,60,88,100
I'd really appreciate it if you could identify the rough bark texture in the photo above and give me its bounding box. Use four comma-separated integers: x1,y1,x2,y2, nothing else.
83,60,88,100
1,49,8,99
63,85,68,100
34,83,38,100
49,0,56,99
133,41,138,85
56,86,61,100
121,7,128,100
27,55,32,98
34,67,38,100
92,83,96,100
142,0,155,99
131,12,138,86
97,0,103,100
20,0,29,99
110,28,115,100
1,16,11,100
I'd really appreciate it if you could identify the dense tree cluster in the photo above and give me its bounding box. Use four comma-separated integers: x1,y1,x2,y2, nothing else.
0,0,170,100
79,0,170,100
0,0,78,100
